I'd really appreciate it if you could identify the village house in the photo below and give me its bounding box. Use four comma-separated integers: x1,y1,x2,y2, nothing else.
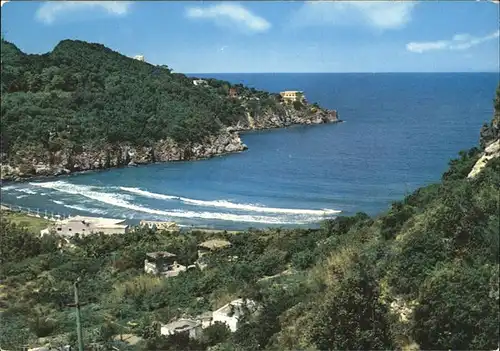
193,79,208,87
280,91,305,104
40,215,129,237
144,251,187,277
229,87,238,98
133,55,145,61
195,311,214,329
139,220,179,232
196,239,232,270
212,298,257,332
160,318,203,340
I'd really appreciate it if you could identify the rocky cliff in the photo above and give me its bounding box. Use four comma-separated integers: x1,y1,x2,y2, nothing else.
0,107,340,182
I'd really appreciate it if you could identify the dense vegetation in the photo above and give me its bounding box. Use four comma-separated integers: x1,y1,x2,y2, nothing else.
0,39,285,160
1,39,498,349
1,85,499,349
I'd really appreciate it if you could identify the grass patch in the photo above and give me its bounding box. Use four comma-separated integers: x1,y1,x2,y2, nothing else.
1,210,51,234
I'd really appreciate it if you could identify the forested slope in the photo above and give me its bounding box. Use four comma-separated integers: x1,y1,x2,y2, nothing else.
1,88,498,350
0,39,338,180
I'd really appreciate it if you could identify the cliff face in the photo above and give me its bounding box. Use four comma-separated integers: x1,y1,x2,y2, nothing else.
0,107,339,181
0,38,341,182
229,106,339,131
469,87,500,178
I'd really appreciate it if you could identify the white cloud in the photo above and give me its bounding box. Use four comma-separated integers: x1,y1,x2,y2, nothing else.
185,3,271,33
36,1,132,24
293,1,416,30
407,30,500,53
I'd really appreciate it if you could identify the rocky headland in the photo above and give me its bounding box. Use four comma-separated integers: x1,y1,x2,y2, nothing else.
0,107,340,182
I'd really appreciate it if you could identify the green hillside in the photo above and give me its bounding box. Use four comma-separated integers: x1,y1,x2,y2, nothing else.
0,39,284,160
1,88,498,350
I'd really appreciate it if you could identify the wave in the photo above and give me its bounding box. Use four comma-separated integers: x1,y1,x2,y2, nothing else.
64,204,107,215
30,181,320,224
51,199,106,215
1,185,16,191
17,188,38,195
16,195,28,199
119,187,341,216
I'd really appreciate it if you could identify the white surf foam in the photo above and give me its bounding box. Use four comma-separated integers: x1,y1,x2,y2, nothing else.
17,188,38,195
119,187,341,216
63,204,107,215
30,181,316,224
52,200,65,205
16,195,28,199
1,185,16,191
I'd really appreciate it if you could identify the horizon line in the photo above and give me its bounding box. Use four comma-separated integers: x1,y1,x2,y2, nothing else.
183,71,500,74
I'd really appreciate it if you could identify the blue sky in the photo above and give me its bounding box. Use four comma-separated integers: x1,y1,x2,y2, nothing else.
1,1,499,73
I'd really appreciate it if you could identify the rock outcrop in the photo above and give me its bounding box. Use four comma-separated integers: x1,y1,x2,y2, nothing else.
0,106,340,182
467,138,500,179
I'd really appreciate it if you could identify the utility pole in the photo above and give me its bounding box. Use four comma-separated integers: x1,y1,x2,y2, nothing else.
67,277,86,351
74,278,84,351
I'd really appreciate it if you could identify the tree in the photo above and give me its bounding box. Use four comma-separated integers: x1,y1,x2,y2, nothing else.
411,263,499,350
202,322,231,346
300,260,393,350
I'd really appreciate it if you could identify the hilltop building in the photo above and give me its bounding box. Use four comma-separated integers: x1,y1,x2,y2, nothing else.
144,251,187,277
40,215,129,237
133,55,145,61
193,79,208,87
229,87,238,98
280,91,305,104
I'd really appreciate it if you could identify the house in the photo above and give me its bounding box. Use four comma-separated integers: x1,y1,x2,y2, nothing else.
280,91,305,104
193,79,208,87
195,311,214,329
212,298,257,332
40,215,129,237
196,239,231,270
139,220,179,232
160,318,203,340
229,87,238,98
133,55,145,61
144,251,187,277
25,346,71,351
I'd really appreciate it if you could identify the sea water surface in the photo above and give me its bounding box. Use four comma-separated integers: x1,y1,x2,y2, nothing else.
1,73,497,230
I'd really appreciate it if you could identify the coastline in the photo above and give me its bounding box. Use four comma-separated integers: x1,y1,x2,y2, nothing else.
1,118,342,185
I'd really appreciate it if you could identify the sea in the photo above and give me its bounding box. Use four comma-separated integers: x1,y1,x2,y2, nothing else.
1,73,497,230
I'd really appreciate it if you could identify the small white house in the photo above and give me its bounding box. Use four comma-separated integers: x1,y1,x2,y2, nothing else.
212,298,257,332
161,318,203,340
133,55,145,61
41,215,129,237
193,79,208,87
195,311,214,329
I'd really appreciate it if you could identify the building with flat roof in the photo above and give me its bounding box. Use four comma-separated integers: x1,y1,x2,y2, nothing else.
196,239,232,270
193,79,208,87
229,87,238,98
144,251,187,277
280,91,305,104
133,55,145,61
140,220,179,232
212,298,257,332
160,318,203,340
41,215,129,237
